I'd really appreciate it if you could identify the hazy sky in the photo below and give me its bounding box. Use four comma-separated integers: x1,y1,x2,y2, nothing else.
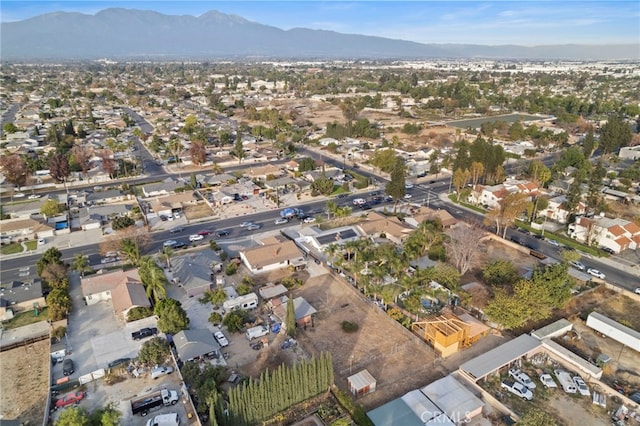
2,1,639,45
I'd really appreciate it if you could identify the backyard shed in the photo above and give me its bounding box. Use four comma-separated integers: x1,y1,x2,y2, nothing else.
348,369,376,397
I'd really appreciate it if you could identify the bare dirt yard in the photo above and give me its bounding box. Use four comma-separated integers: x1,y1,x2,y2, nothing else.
0,338,50,424
293,271,444,410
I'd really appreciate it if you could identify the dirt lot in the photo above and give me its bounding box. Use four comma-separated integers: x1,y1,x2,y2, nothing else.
293,270,444,410
0,338,50,424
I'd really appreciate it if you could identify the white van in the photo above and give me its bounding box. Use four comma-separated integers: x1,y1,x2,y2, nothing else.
146,413,180,426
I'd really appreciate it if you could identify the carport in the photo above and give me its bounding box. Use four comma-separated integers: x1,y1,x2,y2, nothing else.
458,334,542,382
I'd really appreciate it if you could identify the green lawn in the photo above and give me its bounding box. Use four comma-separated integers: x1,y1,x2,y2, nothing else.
24,240,37,251
1,307,49,329
0,242,23,255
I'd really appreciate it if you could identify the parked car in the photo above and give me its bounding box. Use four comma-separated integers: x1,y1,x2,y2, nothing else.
303,216,316,223
587,268,606,279
215,230,231,237
55,391,85,408
500,380,533,400
13,192,26,198
62,358,75,376
509,368,536,389
132,327,158,340
601,247,615,254
189,234,204,242
539,373,558,388
151,365,174,380
108,357,132,368
173,242,187,249
28,194,42,199
403,194,412,199
163,240,177,247
405,183,414,189
545,238,560,247
214,331,229,347
274,218,289,225
240,221,254,228
572,376,591,396
569,260,586,271
169,227,184,234
197,230,212,236
635,288,640,295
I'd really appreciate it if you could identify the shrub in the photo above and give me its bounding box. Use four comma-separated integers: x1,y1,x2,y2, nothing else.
236,283,252,295
209,312,223,325
127,306,153,322
225,263,238,276
341,321,359,333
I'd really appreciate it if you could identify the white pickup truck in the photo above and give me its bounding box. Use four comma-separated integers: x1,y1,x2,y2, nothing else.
509,368,536,389
501,380,533,401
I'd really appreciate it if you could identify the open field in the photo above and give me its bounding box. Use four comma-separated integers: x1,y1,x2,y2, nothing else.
294,270,443,410
0,338,50,424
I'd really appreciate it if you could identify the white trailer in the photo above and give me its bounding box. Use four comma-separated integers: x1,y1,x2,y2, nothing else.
554,369,577,394
223,292,258,311
586,312,640,352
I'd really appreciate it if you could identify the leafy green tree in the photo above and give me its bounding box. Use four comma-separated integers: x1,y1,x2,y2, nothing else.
3,122,19,134
41,263,70,289
138,256,168,303
297,157,316,172
127,306,154,322
225,263,238,275
223,310,248,333
286,296,297,337
582,129,597,158
209,312,223,325
204,287,227,306
88,404,121,426
370,149,399,173
599,114,632,154
385,156,406,212
72,254,92,277
111,216,135,230
560,249,581,264
424,264,461,291
138,337,170,365
40,199,64,218
47,288,72,321
453,168,471,202
236,283,252,295
55,407,89,426
234,136,245,164
482,260,518,286
154,299,189,334
37,247,64,276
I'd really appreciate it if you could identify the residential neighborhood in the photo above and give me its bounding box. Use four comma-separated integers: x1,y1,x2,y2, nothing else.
1,19,640,426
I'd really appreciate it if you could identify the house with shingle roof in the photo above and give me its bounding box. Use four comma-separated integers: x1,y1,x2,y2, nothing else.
357,212,413,245
173,329,221,362
81,269,150,319
240,238,305,274
568,216,640,253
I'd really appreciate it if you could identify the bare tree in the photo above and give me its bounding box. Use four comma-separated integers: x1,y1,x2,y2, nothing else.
48,152,70,193
445,223,486,275
0,154,29,190
189,140,207,165
97,149,116,178
71,145,94,181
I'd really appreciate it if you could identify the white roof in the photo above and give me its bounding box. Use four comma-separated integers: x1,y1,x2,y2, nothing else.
348,369,376,390
401,390,442,422
460,334,542,380
420,375,484,422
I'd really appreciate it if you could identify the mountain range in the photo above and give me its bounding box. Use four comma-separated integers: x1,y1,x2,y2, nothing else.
1,8,637,61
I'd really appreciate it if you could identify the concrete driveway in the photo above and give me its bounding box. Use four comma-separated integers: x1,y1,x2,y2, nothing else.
65,272,159,377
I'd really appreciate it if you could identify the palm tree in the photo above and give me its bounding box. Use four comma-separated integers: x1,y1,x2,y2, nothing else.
71,254,92,277
138,256,168,304
161,246,174,270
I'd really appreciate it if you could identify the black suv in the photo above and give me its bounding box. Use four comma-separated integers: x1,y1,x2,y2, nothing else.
216,230,231,237
63,358,75,376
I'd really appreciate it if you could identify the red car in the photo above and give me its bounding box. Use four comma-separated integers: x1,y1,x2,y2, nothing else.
55,391,85,408
197,230,212,236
